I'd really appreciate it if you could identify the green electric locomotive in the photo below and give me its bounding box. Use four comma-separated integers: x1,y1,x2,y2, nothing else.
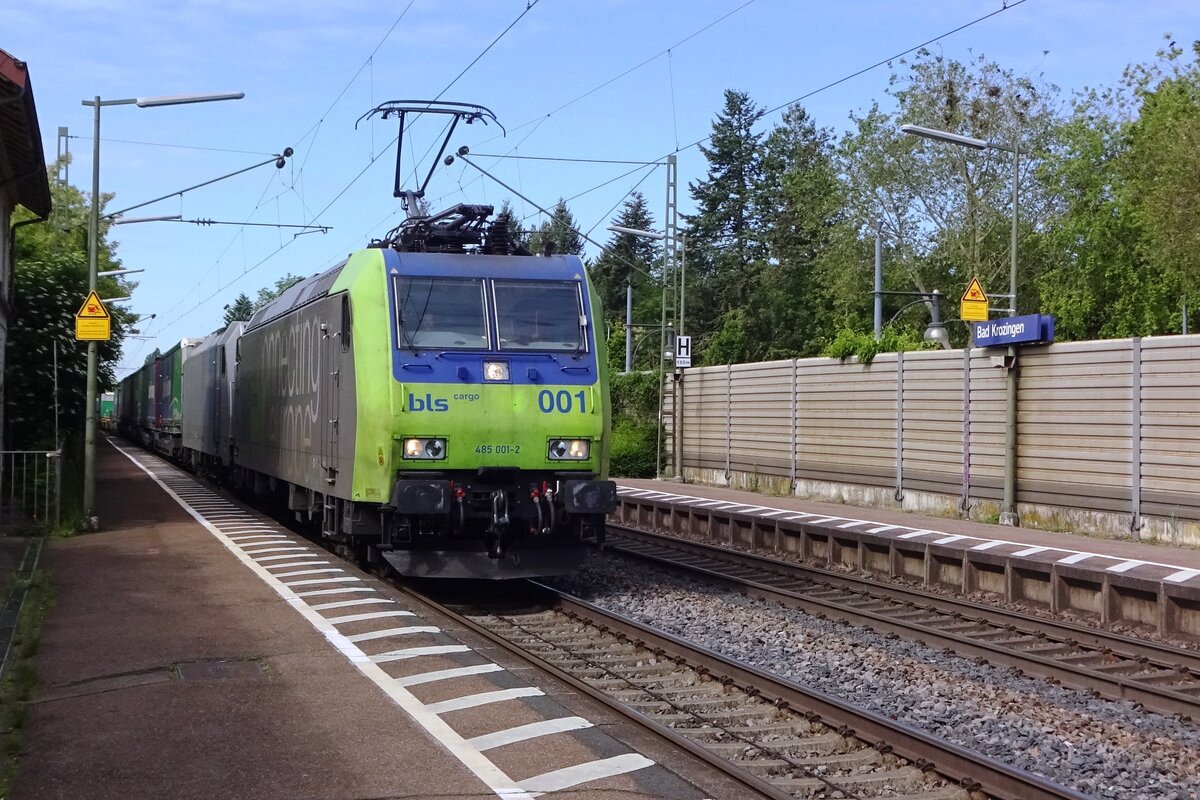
229,204,616,577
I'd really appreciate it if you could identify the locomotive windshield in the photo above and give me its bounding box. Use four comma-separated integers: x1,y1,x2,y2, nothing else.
494,280,586,352
395,276,488,349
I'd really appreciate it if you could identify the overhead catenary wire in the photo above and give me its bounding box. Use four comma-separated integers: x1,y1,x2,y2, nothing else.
137,1,545,350
135,0,1028,359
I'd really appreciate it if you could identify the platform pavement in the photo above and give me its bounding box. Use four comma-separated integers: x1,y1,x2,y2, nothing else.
13,442,731,800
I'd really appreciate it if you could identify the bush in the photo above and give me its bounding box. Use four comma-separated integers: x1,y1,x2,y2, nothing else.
608,370,660,478
609,421,657,477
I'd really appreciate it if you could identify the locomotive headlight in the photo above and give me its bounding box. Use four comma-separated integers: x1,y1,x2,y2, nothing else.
403,437,447,460
483,361,509,382
548,438,590,460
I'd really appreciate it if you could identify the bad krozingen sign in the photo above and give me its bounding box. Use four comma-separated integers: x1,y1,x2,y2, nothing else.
972,313,1055,348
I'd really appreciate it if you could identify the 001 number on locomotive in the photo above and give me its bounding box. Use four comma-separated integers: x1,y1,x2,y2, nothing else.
537,389,587,414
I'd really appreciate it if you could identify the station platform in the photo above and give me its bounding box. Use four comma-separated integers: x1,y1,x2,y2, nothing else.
14,441,734,800
613,479,1200,639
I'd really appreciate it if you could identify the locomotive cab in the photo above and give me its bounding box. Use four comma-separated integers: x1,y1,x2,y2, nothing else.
379,253,616,578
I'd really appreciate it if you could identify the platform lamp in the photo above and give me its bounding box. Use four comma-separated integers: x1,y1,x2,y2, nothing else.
82,91,243,530
900,122,1022,525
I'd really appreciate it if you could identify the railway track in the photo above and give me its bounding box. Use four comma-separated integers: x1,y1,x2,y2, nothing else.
605,526,1200,720
409,581,1086,800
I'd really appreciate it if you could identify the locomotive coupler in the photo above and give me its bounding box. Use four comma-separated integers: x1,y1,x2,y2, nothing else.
487,490,510,559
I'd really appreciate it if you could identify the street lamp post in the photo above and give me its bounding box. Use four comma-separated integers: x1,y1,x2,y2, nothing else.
875,289,952,348
900,123,1022,525
81,91,243,529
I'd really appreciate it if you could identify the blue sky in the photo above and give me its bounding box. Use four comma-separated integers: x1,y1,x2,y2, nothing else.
6,0,1196,376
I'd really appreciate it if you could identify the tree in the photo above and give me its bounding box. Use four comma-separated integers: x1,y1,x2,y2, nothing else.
838,50,1062,331
223,293,255,325
749,103,851,358
684,90,767,352
255,273,305,309
6,159,134,450
1037,38,1199,339
1122,40,1200,328
492,200,530,254
527,199,583,257
590,192,660,349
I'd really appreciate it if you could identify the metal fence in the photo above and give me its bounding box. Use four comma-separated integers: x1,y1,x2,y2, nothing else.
0,450,61,532
665,334,1200,541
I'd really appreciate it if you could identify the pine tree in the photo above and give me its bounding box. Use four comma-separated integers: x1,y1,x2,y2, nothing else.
751,104,849,357
527,199,584,257
590,192,659,317
223,293,255,325
683,90,767,350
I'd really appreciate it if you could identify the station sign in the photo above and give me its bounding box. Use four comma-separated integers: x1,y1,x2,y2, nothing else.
960,277,989,322
74,290,111,341
972,313,1055,348
675,335,692,368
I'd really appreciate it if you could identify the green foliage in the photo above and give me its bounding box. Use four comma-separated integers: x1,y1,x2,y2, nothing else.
0,567,53,796
611,370,659,422
7,161,133,450
589,191,659,324
608,371,660,478
255,273,305,309
223,292,255,325
838,50,1060,318
823,327,935,364
609,422,657,478
685,90,767,343
1037,37,1199,339
527,199,584,257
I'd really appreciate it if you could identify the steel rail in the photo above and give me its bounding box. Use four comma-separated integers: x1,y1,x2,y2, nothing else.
535,583,1086,800
607,526,1200,719
394,582,793,800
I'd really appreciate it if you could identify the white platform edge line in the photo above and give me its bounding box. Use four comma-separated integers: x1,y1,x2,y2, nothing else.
255,553,323,563
425,687,544,715
294,587,376,597
345,626,441,642
897,530,933,540
282,576,362,587
468,716,593,751
271,568,347,579
519,754,656,794
106,439,535,800
1107,560,1148,574
326,610,418,625
398,663,505,688
371,645,472,663
310,598,398,611
263,561,333,570
613,482,1200,577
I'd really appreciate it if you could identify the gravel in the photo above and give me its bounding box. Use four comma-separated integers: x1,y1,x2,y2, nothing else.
549,553,1200,800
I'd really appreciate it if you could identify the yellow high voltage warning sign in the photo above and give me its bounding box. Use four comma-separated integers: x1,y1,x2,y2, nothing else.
75,290,111,341
960,277,989,322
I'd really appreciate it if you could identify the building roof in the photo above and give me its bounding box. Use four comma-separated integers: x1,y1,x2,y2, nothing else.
0,48,52,218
